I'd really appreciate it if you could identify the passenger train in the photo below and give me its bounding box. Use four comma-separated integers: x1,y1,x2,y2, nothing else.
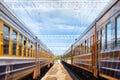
0,2,54,80
62,0,120,80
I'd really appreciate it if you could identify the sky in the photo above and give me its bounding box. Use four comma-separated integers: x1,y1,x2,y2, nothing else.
3,0,112,55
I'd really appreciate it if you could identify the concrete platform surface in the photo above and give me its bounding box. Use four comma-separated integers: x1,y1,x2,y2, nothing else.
41,61,72,80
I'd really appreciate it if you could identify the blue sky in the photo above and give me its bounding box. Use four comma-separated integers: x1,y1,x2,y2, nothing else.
4,0,112,55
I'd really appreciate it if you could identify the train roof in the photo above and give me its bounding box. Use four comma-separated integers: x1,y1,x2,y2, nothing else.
95,0,117,23
64,47,71,55
40,40,53,54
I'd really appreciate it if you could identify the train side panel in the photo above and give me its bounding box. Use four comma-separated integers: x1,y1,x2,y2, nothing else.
96,0,120,79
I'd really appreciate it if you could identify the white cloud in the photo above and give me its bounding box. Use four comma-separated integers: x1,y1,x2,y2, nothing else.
27,22,43,29
57,24,86,30
58,25,75,30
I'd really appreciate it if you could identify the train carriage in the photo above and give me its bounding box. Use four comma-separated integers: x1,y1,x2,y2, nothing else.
62,0,120,80
0,2,54,80
72,24,95,73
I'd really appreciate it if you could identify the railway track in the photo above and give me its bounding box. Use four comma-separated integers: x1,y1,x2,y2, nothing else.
61,61,82,80
21,64,53,80
62,61,108,80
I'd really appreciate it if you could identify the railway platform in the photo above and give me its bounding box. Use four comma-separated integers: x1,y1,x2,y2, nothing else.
41,61,72,80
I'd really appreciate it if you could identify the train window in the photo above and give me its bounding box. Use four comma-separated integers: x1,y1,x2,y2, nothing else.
116,16,120,47
75,46,77,55
85,41,86,53
98,31,100,41
100,29,102,50
77,46,80,55
73,48,74,56
33,43,35,57
75,47,77,55
80,44,82,54
85,40,87,53
24,38,27,56
79,45,81,54
30,43,33,57
12,30,17,55
90,36,93,52
28,40,30,57
88,38,90,53
30,41,32,57
76,46,78,55
83,42,85,53
75,48,76,56
106,23,112,49
78,46,80,55
86,38,90,53
19,34,22,56
74,47,76,56
97,30,101,51
102,27,105,50
3,25,10,55
29,41,32,57
82,44,84,54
